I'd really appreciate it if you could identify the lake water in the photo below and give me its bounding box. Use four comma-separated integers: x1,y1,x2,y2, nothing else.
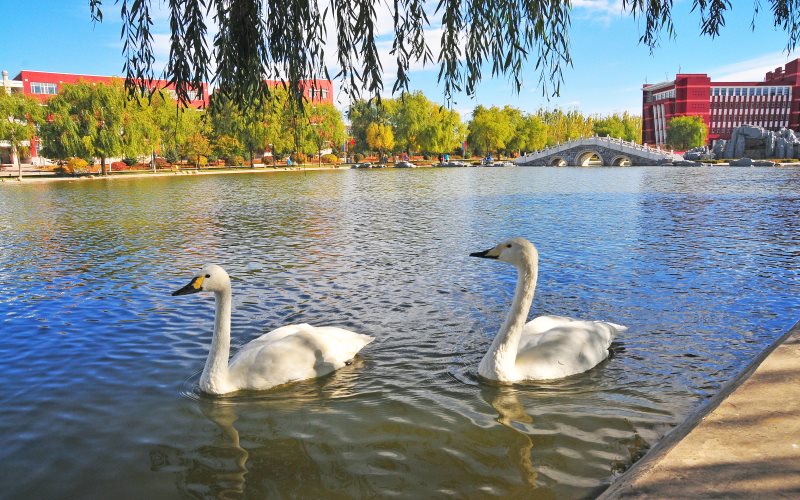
1,167,798,499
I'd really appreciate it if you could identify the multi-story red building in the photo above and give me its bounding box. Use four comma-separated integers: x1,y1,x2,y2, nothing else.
13,70,210,108
642,58,800,146
2,70,211,160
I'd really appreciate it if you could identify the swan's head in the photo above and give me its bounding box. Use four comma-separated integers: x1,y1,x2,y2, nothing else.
470,237,538,268
172,264,231,296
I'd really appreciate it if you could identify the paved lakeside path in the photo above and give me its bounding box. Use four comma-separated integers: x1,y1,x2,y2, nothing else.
600,320,800,498
0,165,358,184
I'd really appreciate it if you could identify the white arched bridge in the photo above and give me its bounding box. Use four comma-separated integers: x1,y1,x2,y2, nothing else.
515,136,682,166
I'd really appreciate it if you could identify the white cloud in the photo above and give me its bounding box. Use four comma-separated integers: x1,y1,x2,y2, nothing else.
708,51,799,82
572,0,623,15
571,0,624,24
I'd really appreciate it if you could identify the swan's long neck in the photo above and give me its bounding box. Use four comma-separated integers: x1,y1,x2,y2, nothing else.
200,286,233,394
479,256,538,381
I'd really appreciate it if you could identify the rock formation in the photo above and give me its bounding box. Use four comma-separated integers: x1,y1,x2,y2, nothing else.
714,125,800,159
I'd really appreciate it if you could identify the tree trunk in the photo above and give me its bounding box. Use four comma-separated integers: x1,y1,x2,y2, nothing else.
249,150,254,168
12,144,21,181
101,157,107,176
318,147,321,168
151,150,156,172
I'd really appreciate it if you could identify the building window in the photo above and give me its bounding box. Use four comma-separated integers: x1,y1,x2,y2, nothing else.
30,82,57,95
165,89,199,101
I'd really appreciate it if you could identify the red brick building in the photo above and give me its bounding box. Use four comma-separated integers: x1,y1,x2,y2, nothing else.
642,58,800,146
13,70,210,108
3,70,211,159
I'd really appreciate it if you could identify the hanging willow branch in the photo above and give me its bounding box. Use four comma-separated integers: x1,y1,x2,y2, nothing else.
90,0,800,107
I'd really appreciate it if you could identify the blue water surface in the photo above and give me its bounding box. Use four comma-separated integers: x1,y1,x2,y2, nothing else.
0,166,798,498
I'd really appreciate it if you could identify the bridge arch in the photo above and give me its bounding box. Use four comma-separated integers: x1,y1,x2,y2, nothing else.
574,149,605,166
610,155,632,166
549,156,567,166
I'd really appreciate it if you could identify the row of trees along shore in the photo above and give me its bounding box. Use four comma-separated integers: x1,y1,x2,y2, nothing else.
0,80,346,176
348,92,643,158
3,82,722,175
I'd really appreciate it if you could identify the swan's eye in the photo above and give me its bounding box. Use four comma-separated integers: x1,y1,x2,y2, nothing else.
205,274,211,278
506,244,512,248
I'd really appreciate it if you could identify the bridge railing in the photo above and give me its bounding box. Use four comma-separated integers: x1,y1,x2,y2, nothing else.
517,135,677,160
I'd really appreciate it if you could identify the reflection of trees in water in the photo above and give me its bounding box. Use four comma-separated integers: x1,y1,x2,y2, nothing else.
149,359,364,499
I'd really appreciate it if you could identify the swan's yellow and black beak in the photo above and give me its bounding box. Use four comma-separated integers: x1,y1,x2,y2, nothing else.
172,275,204,296
470,248,499,259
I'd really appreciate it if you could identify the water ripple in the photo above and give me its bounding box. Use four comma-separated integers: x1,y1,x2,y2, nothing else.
1,167,799,498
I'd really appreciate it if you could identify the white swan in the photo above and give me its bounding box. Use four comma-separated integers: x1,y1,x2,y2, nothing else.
470,237,626,382
172,264,374,395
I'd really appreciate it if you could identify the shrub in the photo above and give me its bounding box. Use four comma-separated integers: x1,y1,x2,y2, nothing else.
57,157,90,175
321,153,339,164
122,157,137,166
155,157,170,169
353,153,365,162
291,152,307,164
226,155,245,166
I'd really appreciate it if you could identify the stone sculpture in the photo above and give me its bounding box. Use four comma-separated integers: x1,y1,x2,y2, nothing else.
715,125,800,160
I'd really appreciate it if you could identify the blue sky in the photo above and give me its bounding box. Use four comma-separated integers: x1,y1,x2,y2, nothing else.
2,0,798,119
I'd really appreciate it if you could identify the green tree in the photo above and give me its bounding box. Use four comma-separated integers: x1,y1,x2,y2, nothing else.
516,115,547,153
390,91,429,154
151,96,206,165
467,105,514,155
593,114,626,139
307,104,346,166
365,122,395,158
184,131,212,167
666,115,708,150
348,99,390,154
128,90,207,170
419,104,465,154
501,106,526,154
0,92,44,180
40,81,128,175
592,112,642,143
212,135,244,163
621,112,642,143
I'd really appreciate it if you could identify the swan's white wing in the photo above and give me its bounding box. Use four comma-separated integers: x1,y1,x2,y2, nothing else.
228,324,373,390
247,323,313,345
516,318,622,380
523,315,577,337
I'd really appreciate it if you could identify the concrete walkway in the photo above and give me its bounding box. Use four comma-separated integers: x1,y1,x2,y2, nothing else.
600,321,800,498
0,165,347,183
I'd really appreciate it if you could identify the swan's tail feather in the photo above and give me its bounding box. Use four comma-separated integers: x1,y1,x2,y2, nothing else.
604,322,627,332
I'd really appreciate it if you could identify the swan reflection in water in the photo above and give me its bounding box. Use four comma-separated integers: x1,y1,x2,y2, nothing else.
479,383,543,495
149,357,365,498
